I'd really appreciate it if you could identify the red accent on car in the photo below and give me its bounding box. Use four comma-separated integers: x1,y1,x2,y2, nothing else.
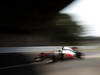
64,54,74,59
71,47,78,50
67,54,73,57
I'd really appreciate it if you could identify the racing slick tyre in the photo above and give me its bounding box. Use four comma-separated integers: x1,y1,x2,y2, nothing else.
49,55,58,63
76,52,83,59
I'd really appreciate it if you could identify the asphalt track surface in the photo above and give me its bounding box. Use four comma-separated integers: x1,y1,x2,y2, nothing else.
1,54,100,75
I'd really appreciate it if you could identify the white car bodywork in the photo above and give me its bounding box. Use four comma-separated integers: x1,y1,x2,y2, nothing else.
62,47,75,55
62,49,75,55
54,47,76,57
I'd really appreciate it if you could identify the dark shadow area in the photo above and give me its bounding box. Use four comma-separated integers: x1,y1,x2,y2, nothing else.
0,53,33,67
0,0,77,46
0,53,42,75
0,0,76,75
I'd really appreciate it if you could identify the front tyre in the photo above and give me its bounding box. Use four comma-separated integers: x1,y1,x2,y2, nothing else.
76,52,83,59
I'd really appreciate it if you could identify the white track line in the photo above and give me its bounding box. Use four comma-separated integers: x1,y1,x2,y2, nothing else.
84,54,100,58
0,63,34,70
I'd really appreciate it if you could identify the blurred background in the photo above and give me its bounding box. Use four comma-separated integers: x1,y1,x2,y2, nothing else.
0,0,100,75
1,0,100,46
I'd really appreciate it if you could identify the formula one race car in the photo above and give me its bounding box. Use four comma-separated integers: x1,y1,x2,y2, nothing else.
33,46,84,63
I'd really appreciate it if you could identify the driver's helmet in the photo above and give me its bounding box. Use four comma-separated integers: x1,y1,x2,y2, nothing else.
62,47,72,50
